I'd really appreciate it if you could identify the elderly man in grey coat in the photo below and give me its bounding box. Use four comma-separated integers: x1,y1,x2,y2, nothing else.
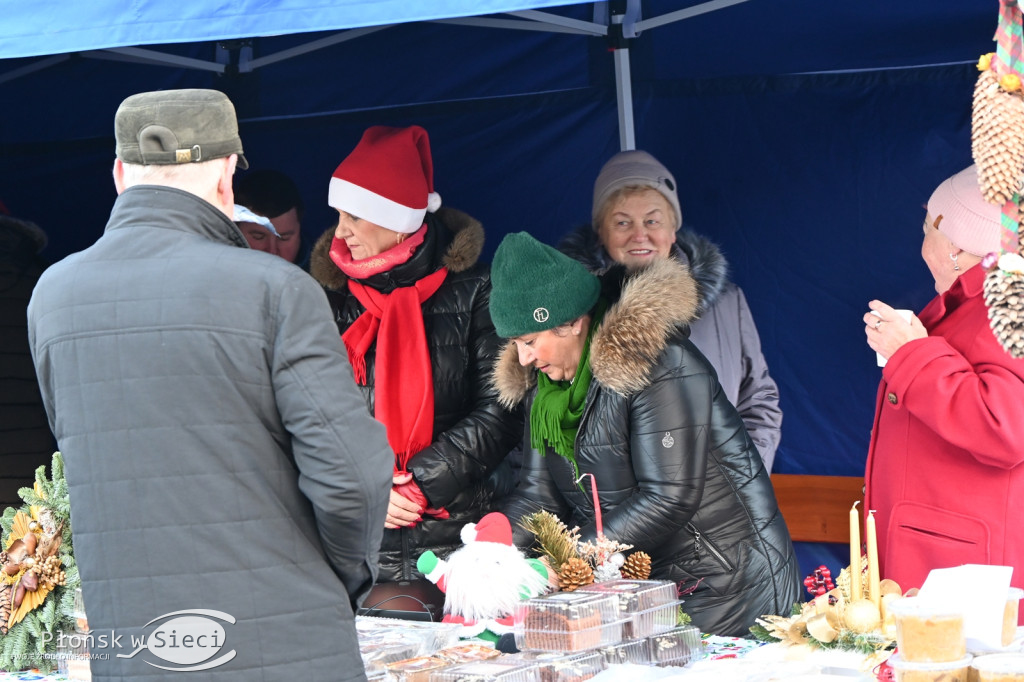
27,89,392,682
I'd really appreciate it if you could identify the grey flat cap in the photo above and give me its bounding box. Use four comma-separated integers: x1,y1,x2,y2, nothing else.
115,89,248,169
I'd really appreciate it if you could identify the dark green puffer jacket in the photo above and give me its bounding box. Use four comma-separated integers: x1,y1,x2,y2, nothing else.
311,208,523,581
497,259,800,637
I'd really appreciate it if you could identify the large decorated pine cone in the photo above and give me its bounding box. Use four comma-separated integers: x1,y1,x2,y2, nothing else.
558,557,595,592
972,68,1024,205
985,268,1024,358
621,551,652,580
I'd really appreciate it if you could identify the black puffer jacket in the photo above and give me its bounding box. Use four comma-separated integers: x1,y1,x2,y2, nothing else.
496,259,800,637
311,208,523,580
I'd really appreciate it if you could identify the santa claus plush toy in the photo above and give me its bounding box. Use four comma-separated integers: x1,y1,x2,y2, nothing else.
416,512,548,642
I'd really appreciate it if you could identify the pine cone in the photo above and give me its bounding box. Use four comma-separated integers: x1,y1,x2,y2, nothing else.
621,551,652,580
973,68,1024,205
558,557,595,592
985,268,1024,358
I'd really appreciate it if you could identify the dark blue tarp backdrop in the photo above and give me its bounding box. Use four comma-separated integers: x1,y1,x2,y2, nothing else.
0,1,1000,574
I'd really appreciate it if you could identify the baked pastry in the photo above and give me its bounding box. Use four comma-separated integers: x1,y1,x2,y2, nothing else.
436,643,501,664
384,655,451,682
428,659,540,682
518,592,616,652
577,580,677,639
507,651,605,682
648,624,701,667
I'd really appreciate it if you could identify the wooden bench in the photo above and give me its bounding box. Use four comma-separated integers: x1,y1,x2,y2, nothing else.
769,474,865,544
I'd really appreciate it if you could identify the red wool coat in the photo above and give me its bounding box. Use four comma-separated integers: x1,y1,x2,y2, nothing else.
864,264,1024,614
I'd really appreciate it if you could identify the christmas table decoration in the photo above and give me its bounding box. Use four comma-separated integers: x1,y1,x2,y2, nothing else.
0,453,79,673
749,557,901,671
417,513,549,642
517,510,653,592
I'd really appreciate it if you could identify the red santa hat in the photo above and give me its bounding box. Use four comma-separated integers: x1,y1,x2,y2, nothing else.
460,512,514,546
328,125,442,234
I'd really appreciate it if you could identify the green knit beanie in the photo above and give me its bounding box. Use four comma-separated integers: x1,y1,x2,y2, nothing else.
490,232,601,338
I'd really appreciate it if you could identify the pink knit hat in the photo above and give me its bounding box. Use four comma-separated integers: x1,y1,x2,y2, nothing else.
927,165,1002,257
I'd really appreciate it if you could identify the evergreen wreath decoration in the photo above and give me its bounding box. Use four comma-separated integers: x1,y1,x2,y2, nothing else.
0,452,79,673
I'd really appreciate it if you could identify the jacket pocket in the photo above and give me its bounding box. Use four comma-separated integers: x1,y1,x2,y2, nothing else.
686,522,735,572
887,501,990,590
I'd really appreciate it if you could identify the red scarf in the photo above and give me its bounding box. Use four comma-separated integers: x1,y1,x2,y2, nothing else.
342,265,447,473
331,228,450,521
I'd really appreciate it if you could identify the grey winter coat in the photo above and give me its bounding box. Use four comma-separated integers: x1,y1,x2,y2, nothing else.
28,186,393,682
497,259,800,637
310,209,523,581
558,225,782,470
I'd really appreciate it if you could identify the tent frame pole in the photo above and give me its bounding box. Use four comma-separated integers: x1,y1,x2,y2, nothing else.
614,47,635,151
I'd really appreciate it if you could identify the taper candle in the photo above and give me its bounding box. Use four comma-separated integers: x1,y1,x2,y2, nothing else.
866,509,880,609
577,473,603,537
850,501,862,601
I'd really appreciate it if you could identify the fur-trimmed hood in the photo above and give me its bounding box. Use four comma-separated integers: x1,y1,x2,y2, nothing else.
493,257,699,406
557,224,729,315
308,206,485,290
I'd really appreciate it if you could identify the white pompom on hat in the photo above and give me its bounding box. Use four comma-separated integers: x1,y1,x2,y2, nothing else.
328,125,442,234
460,512,514,546
928,165,1003,257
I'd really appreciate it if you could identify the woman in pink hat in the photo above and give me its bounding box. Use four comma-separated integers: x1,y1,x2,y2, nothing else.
862,165,1024,611
310,125,522,582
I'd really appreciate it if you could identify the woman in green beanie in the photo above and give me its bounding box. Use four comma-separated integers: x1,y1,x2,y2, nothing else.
491,231,800,638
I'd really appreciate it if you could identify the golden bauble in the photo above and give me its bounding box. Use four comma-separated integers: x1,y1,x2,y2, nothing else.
879,578,902,596
844,599,881,634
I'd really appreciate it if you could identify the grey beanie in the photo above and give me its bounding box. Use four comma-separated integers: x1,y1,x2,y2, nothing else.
592,150,681,231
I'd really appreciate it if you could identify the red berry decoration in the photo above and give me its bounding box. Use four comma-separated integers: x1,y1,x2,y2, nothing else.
803,565,836,597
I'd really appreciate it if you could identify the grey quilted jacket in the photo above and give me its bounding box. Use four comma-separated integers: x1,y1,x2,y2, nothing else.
28,186,393,682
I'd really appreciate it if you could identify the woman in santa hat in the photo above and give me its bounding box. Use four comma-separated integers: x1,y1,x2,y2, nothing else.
310,125,523,582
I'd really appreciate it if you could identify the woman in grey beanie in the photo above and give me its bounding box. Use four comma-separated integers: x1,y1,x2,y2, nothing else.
558,149,782,471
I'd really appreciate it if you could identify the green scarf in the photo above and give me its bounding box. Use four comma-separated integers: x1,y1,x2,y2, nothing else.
529,301,606,469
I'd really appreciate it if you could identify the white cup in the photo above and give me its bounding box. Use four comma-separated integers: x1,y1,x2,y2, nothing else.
872,309,913,367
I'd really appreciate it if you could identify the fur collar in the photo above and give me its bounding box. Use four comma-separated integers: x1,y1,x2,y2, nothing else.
493,258,699,406
556,224,729,314
309,207,485,291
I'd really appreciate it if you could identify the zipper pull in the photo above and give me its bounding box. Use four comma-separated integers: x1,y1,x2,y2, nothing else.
692,527,702,561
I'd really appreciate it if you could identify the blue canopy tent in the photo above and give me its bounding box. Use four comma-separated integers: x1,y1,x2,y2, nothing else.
0,0,1001,575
